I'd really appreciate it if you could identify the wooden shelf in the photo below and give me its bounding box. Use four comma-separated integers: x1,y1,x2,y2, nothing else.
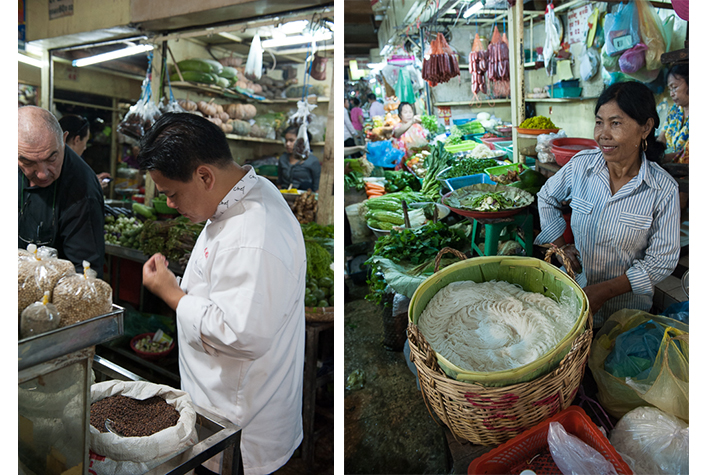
526,97,599,103
172,81,328,104
225,134,325,147
661,48,688,65
433,99,511,106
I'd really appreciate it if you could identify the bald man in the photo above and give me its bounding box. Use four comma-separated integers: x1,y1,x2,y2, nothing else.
18,105,105,276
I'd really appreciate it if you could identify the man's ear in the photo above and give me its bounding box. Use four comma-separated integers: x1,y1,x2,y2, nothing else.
196,165,216,191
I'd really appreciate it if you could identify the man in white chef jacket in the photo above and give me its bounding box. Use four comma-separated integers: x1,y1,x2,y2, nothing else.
138,113,307,475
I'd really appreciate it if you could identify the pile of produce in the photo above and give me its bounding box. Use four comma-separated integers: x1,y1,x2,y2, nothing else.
419,142,453,200
447,157,499,179
420,114,441,135
467,143,503,159
170,58,265,94
363,191,428,231
406,150,430,179
383,170,421,193
364,181,386,199
290,190,318,223
176,99,258,136
302,223,334,308
364,221,469,305
445,127,464,147
422,33,461,87
490,164,526,184
140,217,205,267
104,215,144,249
445,184,534,212
519,116,557,130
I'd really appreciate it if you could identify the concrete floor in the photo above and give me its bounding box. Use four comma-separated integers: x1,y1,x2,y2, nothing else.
344,278,451,475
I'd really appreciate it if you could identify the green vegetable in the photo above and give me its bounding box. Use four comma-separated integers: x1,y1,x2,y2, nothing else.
366,210,405,225
519,116,557,129
448,158,499,179
383,170,420,193
367,219,395,231
132,203,156,219
176,59,215,74
170,70,217,84
317,299,329,307
419,141,452,200
420,114,440,135
445,126,464,146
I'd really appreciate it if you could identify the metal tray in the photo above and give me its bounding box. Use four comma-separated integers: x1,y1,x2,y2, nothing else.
19,305,124,371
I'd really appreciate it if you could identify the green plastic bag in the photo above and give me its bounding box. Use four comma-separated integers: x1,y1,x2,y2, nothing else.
394,68,415,104
589,309,689,422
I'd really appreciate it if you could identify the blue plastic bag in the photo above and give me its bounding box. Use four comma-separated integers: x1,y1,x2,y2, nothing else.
604,2,640,56
661,300,689,324
366,141,405,169
604,319,665,379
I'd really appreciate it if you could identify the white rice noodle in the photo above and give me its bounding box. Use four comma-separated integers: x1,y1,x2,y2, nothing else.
418,280,578,373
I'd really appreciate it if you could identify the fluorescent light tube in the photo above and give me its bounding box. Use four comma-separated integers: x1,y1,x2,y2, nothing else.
278,20,309,35
262,32,332,48
72,44,154,67
463,2,484,19
18,52,43,68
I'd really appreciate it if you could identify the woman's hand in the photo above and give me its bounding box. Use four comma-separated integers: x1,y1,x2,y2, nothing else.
583,275,632,316
412,115,422,124
557,244,582,274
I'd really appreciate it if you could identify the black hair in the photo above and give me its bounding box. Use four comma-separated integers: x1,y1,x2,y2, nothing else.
367,93,377,101
58,114,90,142
667,63,689,87
138,112,233,182
397,102,415,119
283,124,312,147
595,82,664,163
351,97,361,107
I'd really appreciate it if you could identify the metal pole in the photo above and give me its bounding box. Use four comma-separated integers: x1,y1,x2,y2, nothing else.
420,28,432,115
508,0,525,164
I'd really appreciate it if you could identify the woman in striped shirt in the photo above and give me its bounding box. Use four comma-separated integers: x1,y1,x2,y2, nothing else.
534,81,680,328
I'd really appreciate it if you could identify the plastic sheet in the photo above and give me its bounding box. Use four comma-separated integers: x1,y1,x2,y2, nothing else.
366,141,405,169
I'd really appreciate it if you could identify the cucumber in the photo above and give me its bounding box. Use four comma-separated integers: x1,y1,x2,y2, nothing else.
132,202,156,219
215,77,230,88
176,59,214,74
201,59,223,75
218,66,239,79
170,70,217,84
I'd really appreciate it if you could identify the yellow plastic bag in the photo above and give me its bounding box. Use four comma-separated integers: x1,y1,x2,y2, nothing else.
635,0,666,71
588,309,688,422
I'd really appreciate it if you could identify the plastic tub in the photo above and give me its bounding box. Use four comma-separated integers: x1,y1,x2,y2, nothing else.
546,86,583,98
551,138,598,166
480,136,512,150
485,162,529,179
468,406,632,474
443,173,496,192
345,203,371,243
493,141,514,160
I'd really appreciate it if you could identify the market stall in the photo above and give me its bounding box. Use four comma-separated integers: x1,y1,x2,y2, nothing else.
344,0,689,472
20,2,334,473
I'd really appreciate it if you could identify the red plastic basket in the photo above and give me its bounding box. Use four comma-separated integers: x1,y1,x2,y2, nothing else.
468,406,632,475
551,138,598,166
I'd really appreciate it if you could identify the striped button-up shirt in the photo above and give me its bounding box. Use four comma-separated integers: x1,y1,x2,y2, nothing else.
534,149,680,327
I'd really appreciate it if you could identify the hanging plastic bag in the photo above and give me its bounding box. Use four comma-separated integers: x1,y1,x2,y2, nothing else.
547,422,619,475
543,4,561,75
310,52,328,81
619,43,648,74
245,34,263,81
118,52,162,139
635,0,666,71
601,43,621,73
288,100,318,160
604,2,640,56
159,56,186,114
661,15,675,52
20,290,60,339
580,48,600,81
394,68,415,104
52,260,114,329
609,406,689,475
588,309,689,422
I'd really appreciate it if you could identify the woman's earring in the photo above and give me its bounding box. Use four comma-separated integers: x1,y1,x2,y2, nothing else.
642,139,648,152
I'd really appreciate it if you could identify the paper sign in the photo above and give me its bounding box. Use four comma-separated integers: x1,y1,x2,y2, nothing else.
49,0,73,20
567,4,593,44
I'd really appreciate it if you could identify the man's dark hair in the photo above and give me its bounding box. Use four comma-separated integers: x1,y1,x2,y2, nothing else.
138,113,233,182
367,93,377,101
351,97,360,107
595,81,663,163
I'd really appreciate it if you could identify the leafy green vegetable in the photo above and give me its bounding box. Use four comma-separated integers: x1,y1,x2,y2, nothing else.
445,184,534,211
448,157,499,179
383,170,421,193
345,172,365,191
445,126,463,146
420,141,452,200
420,114,440,135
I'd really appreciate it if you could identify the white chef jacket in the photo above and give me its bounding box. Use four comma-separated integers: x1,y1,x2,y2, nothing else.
176,166,306,475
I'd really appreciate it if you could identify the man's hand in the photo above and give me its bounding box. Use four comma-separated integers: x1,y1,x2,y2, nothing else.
143,253,186,310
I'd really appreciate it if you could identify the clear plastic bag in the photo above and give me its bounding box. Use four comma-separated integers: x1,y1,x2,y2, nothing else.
52,260,113,328
288,100,318,160
117,57,162,140
245,34,263,81
20,291,60,339
610,406,689,475
635,0,666,71
604,2,640,56
18,244,76,317
548,421,619,475
544,4,561,75
536,130,568,163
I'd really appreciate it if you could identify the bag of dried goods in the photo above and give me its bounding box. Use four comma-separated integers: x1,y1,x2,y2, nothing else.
610,406,688,475
53,260,113,328
20,290,60,339
18,244,75,316
89,380,198,475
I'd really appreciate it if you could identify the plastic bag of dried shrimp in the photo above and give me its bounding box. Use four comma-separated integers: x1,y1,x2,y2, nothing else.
18,244,75,317
52,260,113,328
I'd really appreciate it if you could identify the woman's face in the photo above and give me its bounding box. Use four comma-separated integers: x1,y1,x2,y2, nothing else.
594,100,653,165
68,132,90,156
667,74,689,108
400,105,414,122
284,132,297,155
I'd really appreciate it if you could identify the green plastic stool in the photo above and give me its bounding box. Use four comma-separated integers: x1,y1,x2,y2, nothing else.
470,211,534,257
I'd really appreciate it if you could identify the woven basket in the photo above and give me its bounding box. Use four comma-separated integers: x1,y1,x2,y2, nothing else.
408,322,593,446
305,306,334,323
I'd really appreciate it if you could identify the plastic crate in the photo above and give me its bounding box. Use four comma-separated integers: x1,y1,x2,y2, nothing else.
546,86,583,98
480,136,512,150
493,141,514,160
442,173,495,192
468,406,632,475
